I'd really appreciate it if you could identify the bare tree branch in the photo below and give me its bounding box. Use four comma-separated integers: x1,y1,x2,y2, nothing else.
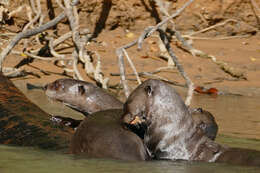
0,12,66,71
122,49,141,85
116,0,194,102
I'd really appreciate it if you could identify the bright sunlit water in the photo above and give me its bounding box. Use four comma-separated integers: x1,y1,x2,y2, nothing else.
0,144,260,173
1,82,259,172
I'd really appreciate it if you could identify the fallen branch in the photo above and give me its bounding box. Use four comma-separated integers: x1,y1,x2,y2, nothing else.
0,12,66,71
2,67,27,78
116,41,138,97
188,19,238,36
116,0,194,104
250,0,260,23
53,29,90,48
111,66,176,77
178,45,247,80
182,35,251,40
158,30,194,105
11,50,73,61
154,0,195,57
46,36,66,59
60,0,108,88
0,72,73,149
165,17,248,80
111,66,184,88
58,0,84,80
145,0,194,38
122,49,141,85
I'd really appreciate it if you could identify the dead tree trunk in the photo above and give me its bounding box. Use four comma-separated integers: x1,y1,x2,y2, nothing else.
0,73,73,150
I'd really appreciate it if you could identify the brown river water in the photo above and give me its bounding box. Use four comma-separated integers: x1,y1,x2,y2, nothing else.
0,82,259,172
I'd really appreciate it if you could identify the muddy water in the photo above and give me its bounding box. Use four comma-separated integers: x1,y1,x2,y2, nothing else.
1,82,260,172
1,144,260,173
191,94,260,140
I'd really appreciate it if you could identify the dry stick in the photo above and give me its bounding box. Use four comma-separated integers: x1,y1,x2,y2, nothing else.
139,27,194,105
116,40,138,97
116,48,130,97
187,19,238,37
62,0,83,80
114,71,185,88
24,52,73,61
23,0,42,50
63,0,105,86
122,49,141,85
111,66,176,76
7,5,27,19
29,0,37,14
46,37,66,59
250,0,260,22
160,31,194,105
11,50,73,61
62,0,108,88
185,18,258,38
79,33,95,75
156,2,246,79
183,35,250,40
138,27,194,105
111,66,184,87
2,67,25,78
0,12,66,71
64,0,107,88
154,0,194,55
132,72,185,88
93,51,109,89
146,0,194,38
168,18,248,80
35,14,46,45
153,0,175,66
116,0,194,99
53,29,90,48
23,29,90,55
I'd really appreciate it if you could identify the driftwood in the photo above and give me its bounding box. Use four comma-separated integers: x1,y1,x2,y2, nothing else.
116,0,195,105
0,72,73,150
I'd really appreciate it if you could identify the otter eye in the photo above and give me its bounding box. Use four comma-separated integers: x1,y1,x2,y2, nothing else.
199,123,207,130
140,111,147,120
78,85,85,95
144,85,153,96
54,81,60,89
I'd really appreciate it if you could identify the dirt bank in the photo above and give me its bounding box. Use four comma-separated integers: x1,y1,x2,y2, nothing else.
0,0,259,97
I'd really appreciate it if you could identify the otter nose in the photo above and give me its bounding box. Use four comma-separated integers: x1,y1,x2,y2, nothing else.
43,84,48,91
122,113,133,124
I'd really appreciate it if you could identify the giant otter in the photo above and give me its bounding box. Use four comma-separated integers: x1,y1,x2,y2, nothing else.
44,78,218,140
44,78,122,116
122,79,260,167
70,109,149,161
189,108,218,140
45,79,148,160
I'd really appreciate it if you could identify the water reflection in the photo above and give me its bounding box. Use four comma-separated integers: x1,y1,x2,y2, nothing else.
191,94,260,139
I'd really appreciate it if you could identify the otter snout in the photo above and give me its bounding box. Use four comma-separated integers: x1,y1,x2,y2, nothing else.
43,84,48,91
122,113,134,124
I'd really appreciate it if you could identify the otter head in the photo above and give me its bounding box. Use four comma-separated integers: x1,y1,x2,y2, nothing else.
44,78,94,114
123,79,196,160
122,79,191,130
122,82,152,126
190,108,218,140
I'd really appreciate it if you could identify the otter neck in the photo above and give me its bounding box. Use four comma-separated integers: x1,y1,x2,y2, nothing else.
145,104,199,160
146,108,224,161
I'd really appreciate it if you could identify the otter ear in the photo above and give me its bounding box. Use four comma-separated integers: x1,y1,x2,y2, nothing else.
144,85,153,96
78,85,85,95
